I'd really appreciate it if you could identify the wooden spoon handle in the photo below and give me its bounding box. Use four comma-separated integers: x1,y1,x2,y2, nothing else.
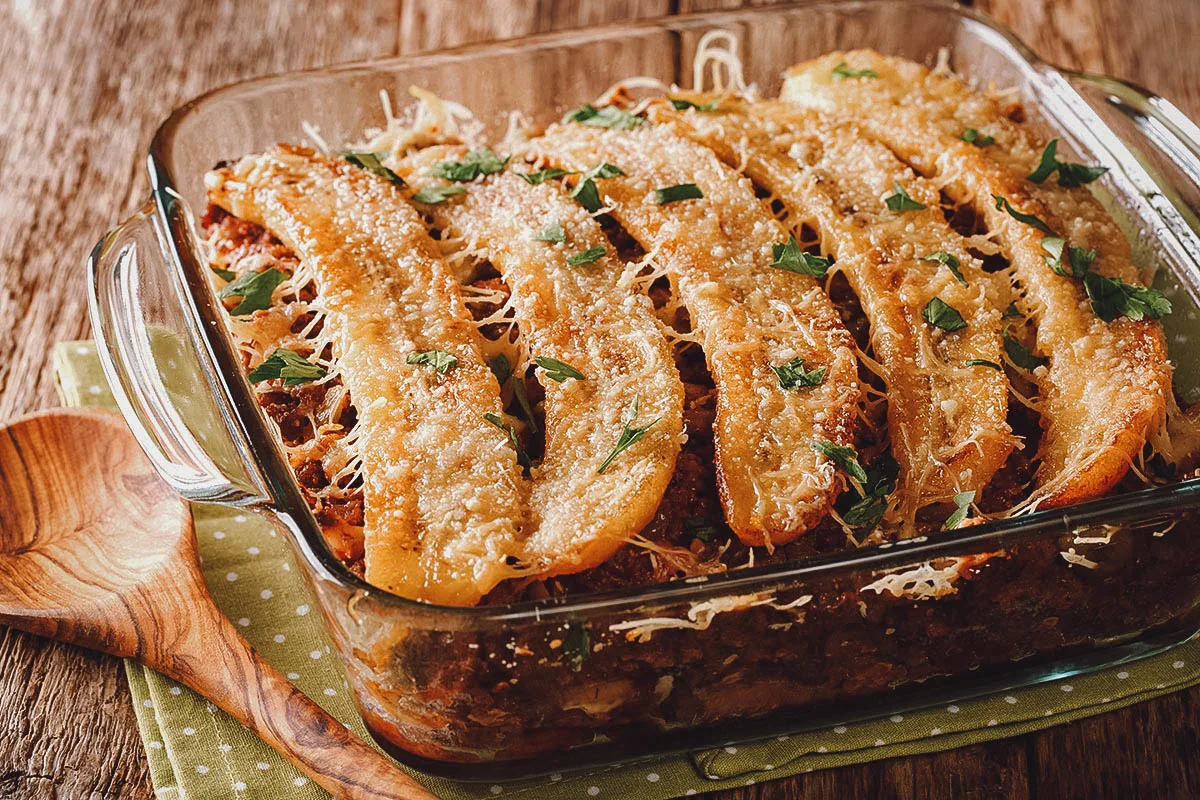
158,609,440,800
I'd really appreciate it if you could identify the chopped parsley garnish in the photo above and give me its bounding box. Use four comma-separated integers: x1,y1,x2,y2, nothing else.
562,623,590,672
962,128,994,147
683,516,720,542
534,219,566,243
211,266,236,282
965,359,1002,370
1027,139,1109,187
884,181,927,211
1041,237,1097,278
562,103,642,130
1002,325,1047,371
1003,302,1022,319
655,183,704,204
1083,271,1172,322
218,267,286,316
922,297,968,332
535,356,585,382
488,353,514,387
567,245,606,266
341,151,405,186
429,147,508,182
587,162,626,179
771,357,826,390
668,97,720,112
770,235,830,277
992,194,1057,236
597,394,660,474
832,62,878,79
570,178,603,212
811,440,869,485
406,349,458,373
518,167,574,185
921,251,967,286
841,452,899,529
943,490,976,530
483,412,531,469
412,185,466,204
248,348,327,386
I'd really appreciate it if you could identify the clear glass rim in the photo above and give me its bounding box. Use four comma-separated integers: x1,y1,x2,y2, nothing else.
141,0,1200,622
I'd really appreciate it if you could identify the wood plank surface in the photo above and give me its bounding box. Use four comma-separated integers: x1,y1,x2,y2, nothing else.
0,1,1197,799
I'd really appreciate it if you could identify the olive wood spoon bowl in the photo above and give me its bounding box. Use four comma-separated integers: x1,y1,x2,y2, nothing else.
0,408,439,800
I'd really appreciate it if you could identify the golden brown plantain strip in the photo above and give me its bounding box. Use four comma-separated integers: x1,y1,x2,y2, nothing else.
783,51,1171,509
650,98,1014,530
527,123,861,547
207,145,525,606
398,149,685,576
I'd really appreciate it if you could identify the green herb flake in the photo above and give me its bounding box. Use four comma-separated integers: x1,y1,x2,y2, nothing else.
511,377,538,435
683,516,721,542
518,167,574,185
770,235,831,278
965,359,1003,371
562,103,642,130
992,194,1057,236
1083,271,1172,322
535,356,586,382
218,267,286,316
831,62,879,80
534,220,566,243
211,266,236,282
430,147,509,182
248,348,327,386
1002,325,1047,371
962,128,994,147
1003,302,1022,319
943,490,976,530
562,624,590,672
668,97,720,112
1027,139,1109,187
841,453,899,530
587,162,626,179
771,357,827,390
569,177,603,212
921,251,967,286
412,185,466,204
567,245,606,266
341,151,406,187
597,394,661,474
406,349,458,374
655,183,704,205
488,354,514,387
922,297,968,332
483,412,531,469
884,181,927,212
811,440,869,485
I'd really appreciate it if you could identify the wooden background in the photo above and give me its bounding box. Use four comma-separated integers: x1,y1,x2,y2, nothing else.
1,1,1199,797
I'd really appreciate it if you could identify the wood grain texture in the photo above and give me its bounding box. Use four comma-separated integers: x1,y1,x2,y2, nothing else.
0,1,1197,798
0,409,439,800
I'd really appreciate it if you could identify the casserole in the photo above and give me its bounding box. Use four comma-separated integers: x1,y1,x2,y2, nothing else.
88,0,1200,780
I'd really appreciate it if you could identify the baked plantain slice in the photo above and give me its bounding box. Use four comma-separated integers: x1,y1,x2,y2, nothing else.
783,51,1171,510
527,122,861,547
398,147,685,577
207,145,526,605
651,97,1015,531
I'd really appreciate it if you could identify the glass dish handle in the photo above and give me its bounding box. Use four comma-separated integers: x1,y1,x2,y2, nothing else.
88,199,267,504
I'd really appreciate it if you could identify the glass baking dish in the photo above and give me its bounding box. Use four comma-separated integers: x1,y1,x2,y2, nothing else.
86,0,1200,781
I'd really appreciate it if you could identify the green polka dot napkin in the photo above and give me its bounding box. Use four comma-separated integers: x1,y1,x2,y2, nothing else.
54,339,1200,799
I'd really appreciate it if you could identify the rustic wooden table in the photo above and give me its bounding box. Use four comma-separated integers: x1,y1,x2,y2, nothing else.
2,1,1199,798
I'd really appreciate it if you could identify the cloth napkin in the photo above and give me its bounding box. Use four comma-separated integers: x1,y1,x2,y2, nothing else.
54,339,1200,799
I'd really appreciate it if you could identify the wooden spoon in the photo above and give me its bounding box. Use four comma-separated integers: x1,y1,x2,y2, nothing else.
0,408,440,800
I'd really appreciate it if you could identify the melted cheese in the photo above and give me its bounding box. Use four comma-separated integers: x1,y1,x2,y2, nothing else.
207,146,525,605
783,51,1171,510
399,149,685,576
526,123,862,547
652,98,1016,531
